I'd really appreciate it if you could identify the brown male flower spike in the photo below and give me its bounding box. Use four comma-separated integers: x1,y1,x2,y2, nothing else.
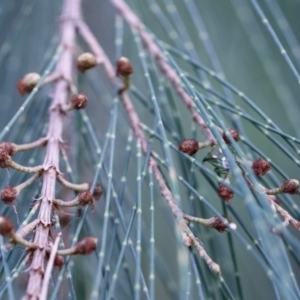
77,52,97,73
252,158,271,176
222,129,240,145
178,139,200,156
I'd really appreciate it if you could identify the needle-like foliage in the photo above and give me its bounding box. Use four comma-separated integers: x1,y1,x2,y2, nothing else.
0,0,300,299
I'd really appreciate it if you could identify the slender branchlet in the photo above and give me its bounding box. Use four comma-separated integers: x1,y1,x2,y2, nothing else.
16,219,40,238
266,179,299,195
57,174,102,200
77,20,222,273
40,233,62,300
0,216,37,249
183,213,237,232
0,144,43,172
44,72,62,84
56,236,98,256
1,172,41,205
53,190,94,210
109,0,216,144
25,1,84,298
57,174,89,191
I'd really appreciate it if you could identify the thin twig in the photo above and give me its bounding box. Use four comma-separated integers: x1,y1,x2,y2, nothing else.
108,0,216,144
78,22,220,274
40,233,62,300
25,0,81,297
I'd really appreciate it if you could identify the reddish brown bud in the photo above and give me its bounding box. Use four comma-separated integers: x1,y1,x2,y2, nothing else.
54,255,64,269
0,143,13,168
78,191,93,206
178,139,200,156
281,179,299,194
77,52,97,73
0,142,15,156
17,73,40,95
1,187,17,205
89,183,102,200
222,129,240,144
209,216,229,232
0,216,14,236
70,93,88,110
252,158,271,176
74,236,98,255
217,184,234,203
116,57,133,77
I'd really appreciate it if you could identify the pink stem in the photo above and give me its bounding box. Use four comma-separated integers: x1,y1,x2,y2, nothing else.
25,0,80,298
109,0,215,144
78,19,220,274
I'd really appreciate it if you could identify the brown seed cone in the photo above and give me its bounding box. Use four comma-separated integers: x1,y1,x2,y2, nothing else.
1,186,18,205
77,52,97,73
217,184,234,203
222,129,240,144
281,179,299,194
252,158,271,176
178,139,200,156
74,237,98,255
116,57,133,77
70,93,88,110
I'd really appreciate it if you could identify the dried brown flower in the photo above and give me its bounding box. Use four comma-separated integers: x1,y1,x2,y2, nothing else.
252,158,271,176
89,183,102,200
70,93,88,110
209,216,230,232
0,143,13,168
78,191,94,208
217,184,234,203
74,237,98,255
281,179,299,194
222,129,240,144
1,186,18,205
178,139,200,156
